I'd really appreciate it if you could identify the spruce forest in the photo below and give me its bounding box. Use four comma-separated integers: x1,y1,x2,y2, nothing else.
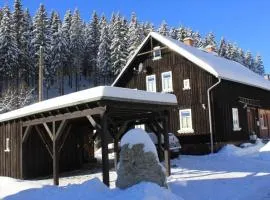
0,0,265,112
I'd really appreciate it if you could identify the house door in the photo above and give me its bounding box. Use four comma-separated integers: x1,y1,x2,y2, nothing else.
247,107,258,135
258,109,270,139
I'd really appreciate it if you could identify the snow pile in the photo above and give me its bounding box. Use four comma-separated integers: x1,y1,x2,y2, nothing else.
218,139,265,157
259,141,270,161
120,128,158,159
1,177,182,200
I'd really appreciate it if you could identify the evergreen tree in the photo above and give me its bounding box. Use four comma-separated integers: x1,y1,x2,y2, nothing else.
177,26,187,41
203,32,217,48
97,23,111,85
237,48,245,65
110,14,128,76
32,4,51,89
254,54,264,75
158,20,169,36
21,9,34,86
193,31,202,47
169,27,178,40
84,11,100,83
218,37,226,57
69,9,84,91
11,0,25,88
142,22,154,36
127,12,144,59
0,6,19,80
244,51,253,71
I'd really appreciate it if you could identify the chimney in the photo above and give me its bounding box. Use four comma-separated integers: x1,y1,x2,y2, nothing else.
205,45,215,53
183,37,194,46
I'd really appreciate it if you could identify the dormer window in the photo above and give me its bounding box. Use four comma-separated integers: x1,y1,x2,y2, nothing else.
183,79,191,90
153,46,162,60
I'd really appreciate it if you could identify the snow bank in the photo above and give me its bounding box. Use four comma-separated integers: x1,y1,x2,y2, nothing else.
259,141,270,161
120,128,158,159
1,177,182,200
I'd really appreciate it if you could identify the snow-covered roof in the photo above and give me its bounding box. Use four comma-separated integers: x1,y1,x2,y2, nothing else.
0,86,177,123
112,32,270,91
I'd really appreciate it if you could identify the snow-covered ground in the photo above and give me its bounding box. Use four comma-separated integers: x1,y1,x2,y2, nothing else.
1,140,270,200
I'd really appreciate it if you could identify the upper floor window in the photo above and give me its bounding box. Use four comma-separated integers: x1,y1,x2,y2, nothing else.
183,79,191,90
232,108,241,131
146,74,156,92
161,71,173,92
178,109,194,133
260,113,268,130
153,46,162,60
4,138,10,152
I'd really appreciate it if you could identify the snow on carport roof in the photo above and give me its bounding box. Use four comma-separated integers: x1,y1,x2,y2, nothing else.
0,86,177,123
113,32,270,91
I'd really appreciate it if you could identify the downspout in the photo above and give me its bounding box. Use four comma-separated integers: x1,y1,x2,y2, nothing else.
207,77,221,154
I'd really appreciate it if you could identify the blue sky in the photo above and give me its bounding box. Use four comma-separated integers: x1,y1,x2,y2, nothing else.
2,0,270,73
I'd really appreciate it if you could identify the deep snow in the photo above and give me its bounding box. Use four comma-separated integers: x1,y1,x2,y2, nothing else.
1,140,270,200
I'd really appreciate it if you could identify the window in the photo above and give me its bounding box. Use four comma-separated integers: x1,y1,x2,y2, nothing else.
135,124,145,130
178,109,194,133
153,46,161,60
183,79,190,90
232,108,241,131
260,113,268,130
161,71,173,92
4,138,10,152
146,74,156,92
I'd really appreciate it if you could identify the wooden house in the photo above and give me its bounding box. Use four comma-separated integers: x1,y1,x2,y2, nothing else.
112,32,270,154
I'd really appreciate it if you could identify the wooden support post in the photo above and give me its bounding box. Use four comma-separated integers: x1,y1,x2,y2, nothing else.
113,137,119,171
163,114,171,176
20,121,24,179
52,121,59,186
157,131,163,162
101,113,110,186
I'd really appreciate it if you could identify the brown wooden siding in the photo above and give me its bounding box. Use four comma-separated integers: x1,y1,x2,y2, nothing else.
0,121,22,178
116,38,215,146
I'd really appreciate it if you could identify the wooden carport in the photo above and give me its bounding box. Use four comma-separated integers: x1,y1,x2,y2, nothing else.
0,86,177,186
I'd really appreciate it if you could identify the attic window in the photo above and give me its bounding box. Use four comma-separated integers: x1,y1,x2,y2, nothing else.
4,138,10,152
153,46,162,60
183,79,191,90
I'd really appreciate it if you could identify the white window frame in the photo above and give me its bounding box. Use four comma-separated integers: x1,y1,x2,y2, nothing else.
260,113,268,130
161,71,173,92
153,46,162,60
178,109,194,133
232,108,241,131
4,138,10,152
146,74,156,92
183,79,191,90
135,124,145,130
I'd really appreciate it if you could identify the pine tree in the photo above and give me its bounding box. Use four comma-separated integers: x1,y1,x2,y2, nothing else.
97,23,111,85
158,20,169,36
69,9,84,91
169,27,178,40
193,31,202,47
203,32,217,48
142,22,154,36
84,11,100,84
110,14,128,76
218,37,226,57
21,9,34,86
0,6,19,80
237,48,245,65
254,54,264,75
32,4,51,90
177,26,187,42
244,51,253,71
11,0,24,89
127,12,144,59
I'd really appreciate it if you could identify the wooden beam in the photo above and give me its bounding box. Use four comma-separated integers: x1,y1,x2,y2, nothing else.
86,115,101,130
35,126,53,158
58,124,72,153
101,113,110,186
52,121,59,186
22,125,32,143
43,123,53,141
22,107,106,127
20,121,24,179
55,120,67,141
163,114,171,176
137,46,168,57
113,137,119,171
